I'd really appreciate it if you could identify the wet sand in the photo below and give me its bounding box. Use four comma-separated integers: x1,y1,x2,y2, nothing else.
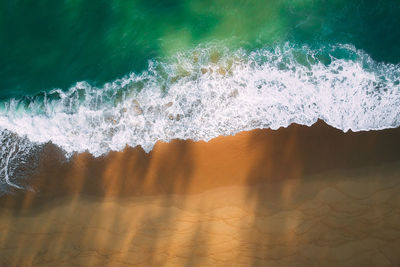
1,121,400,266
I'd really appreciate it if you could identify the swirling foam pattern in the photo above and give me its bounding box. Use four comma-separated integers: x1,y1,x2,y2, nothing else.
1,44,400,188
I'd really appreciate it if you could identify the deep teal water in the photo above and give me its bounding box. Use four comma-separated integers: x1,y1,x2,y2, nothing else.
1,0,400,98
1,0,400,190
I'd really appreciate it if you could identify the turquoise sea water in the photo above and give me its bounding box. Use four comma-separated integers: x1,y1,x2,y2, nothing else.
1,0,400,189
1,0,400,97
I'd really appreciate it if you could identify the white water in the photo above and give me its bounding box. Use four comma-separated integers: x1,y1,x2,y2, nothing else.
1,44,400,188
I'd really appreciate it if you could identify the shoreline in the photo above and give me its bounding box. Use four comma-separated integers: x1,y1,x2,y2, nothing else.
3,120,400,207
1,121,400,266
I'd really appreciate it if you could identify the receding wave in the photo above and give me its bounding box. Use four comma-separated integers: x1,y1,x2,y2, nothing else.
1,43,400,189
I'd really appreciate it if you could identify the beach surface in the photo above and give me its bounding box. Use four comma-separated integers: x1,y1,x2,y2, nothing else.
1,121,400,266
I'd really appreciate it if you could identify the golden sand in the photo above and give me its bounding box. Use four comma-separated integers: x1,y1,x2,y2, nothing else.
0,121,400,266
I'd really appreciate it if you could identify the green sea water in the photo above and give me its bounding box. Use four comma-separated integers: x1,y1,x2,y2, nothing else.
2,0,400,190
1,0,400,98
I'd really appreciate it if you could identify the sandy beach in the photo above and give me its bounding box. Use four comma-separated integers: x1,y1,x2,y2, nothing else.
1,1,400,266
1,121,400,266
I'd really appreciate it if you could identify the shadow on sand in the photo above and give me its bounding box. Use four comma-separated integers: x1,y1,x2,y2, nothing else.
1,120,400,266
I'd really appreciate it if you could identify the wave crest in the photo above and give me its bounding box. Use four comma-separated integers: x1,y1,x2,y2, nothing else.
1,43,400,188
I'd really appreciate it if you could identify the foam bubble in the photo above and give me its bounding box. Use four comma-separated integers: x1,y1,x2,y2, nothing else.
1,43,400,188
0,130,42,192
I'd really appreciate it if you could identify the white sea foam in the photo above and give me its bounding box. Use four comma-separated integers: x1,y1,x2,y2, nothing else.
1,43,400,188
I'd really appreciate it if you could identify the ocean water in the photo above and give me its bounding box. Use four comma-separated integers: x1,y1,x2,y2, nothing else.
1,0,400,190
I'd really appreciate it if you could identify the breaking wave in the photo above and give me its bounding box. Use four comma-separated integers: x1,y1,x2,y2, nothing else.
1,43,400,189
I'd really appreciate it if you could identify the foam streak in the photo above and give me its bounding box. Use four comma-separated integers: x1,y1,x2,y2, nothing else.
1,43,399,189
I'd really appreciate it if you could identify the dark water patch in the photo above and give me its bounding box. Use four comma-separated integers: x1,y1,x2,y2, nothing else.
1,0,400,98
